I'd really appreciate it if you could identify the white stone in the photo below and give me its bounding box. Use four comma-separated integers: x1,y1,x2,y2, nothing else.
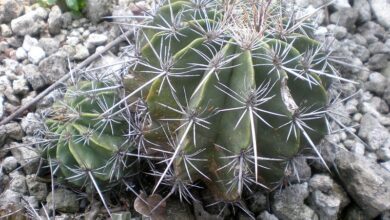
0,95,4,119
28,46,46,64
370,0,390,29
86,33,108,46
74,44,90,60
15,47,27,61
22,35,38,52
66,36,80,46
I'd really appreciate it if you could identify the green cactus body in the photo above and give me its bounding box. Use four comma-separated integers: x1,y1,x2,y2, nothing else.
123,0,332,201
43,0,343,209
45,81,135,187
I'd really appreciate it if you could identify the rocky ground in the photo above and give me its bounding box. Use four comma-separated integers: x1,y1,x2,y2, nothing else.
0,0,389,219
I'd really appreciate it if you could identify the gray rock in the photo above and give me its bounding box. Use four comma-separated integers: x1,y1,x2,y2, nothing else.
308,174,349,220
15,47,27,61
86,33,108,46
0,0,24,23
370,0,390,29
0,95,4,120
26,175,47,201
61,12,73,28
9,142,39,174
329,25,347,40
329,9,358,31
46,188,79,213
358,113,389,151
335,151,390,218
85,0,113,23
368,54,389,71
365,72,387,94
0,189,22,205
21,113,42,136
272,183,318,220
350,141,365,155
248,192,267,214
4,122,24,140
0,24,13,37
22,195,39,209
38,38,60,56
257,211,278,220
9,172,27,194
74,44,90,60
22,64,46,91
1,156,18,173
369,42,390,55
48,5,62,35
381,161,390,171
38,52,68,84
12,78,29,95
353,0,372,23
330,0,351,10
377,147,390,161
28,46,46,64
22,35,39,52
309,190,340,220
65,36,80,46
10,10,45,36
287,156,311,183
384,86,390,105
358,21,386,42
0,41,9,53
343,204,370,220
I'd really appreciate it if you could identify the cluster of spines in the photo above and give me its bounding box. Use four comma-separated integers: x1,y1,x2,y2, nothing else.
35,0,359,218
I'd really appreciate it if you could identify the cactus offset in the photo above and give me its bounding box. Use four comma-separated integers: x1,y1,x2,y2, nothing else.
43,81,137,188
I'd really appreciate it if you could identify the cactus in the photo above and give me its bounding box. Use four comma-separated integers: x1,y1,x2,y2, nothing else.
103,0,348,203
43,80,137,188
42,0,352,216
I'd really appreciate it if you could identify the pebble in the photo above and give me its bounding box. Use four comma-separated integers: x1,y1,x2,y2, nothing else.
0,95,4,119
22,35,39,52
0,24,13,37
48,5,63,35
86,33,108,46
74,44,90,60
46,189,79,213
38,38,60,56
15,47,27,61
12,77,29,95
28,46,46,64
22,64,47,90
38,52,68,84
25,175,48,201
1,156,18,173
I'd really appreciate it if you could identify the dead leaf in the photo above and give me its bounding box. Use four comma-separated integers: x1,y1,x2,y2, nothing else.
134,192,166,220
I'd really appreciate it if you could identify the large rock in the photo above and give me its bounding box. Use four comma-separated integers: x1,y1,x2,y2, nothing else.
38,52,68,84
335,151,390,218
272,183,318,220
370,0,390,29
10,9,46,36
0,0,24,24
25,175,47,201
353,0,371,23
9,142,39,175
22,64,47,91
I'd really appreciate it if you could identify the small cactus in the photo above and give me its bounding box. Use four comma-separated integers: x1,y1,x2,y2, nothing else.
43,81,137,187
41,0,352,216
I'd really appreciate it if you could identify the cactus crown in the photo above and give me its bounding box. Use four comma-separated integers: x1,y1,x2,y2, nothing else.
41,0,350,217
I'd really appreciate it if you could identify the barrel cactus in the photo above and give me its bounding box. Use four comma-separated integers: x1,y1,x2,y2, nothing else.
42,0,349,215
110,0,345,202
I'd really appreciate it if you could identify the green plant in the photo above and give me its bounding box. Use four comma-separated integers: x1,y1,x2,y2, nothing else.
41,0,351,217
39,0,86,12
